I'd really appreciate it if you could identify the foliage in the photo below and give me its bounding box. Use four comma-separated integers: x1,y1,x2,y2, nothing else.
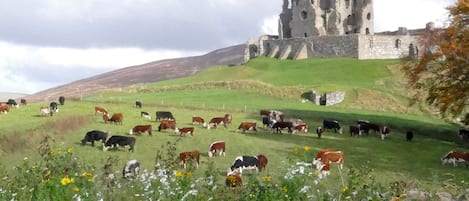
402,0,469,118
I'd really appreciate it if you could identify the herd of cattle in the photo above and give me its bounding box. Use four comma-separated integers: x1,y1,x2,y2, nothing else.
1,97,468,186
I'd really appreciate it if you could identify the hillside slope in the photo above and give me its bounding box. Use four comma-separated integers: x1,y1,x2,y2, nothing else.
24,44,246,103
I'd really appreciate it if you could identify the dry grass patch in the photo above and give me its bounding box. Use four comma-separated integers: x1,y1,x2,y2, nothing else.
342,89,416,113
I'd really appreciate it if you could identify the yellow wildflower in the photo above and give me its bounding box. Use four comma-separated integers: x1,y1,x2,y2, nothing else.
304,146,311,152
72,187,79,192
82,172,93,177
49,150,56,157
42,178,49,183
60,176,74,186
342,186,349,193
87,177,94,183
262,175,272,181
67,147,73,154
175,171,183,177
281,186,288,192
185,172,193,177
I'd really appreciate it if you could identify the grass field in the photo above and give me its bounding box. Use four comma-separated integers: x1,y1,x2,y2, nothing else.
0,57,467,199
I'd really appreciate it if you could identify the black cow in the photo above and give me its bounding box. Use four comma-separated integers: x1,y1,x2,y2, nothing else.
123,159,140,180
103,135,136,152
135,100,142,108
58,96,65,105
262,116,274,128
227,156,260,175
323,120,343,134
357,120,380,134
81,130,108,146
6,99,18,108
50,102,59,112
271,121,293,134
155,111,175,121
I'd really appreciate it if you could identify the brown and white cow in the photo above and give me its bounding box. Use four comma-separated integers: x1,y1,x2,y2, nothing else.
179,150,200,169
40,106,53,116
103,113,123,125
207,114,231,129
271,121,293,134
20,98,27,105
0,103,9,114
158,119,176,132
208,141,225,157
349,125,361,136
175,127,194,136
192,116,206,127
441,151,469,167
237,122,257,133
312,148,335,167
130,125,152,136
315,150,344,170
95,106,108,116
292,123,308,134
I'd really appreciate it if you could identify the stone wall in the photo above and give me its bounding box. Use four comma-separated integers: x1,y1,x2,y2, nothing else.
310,90,345,106
357,34,419,59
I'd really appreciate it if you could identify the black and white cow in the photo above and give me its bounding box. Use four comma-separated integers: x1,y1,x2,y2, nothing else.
135,100,142,108
58,96,65,105
155,111,175,121
7,99,18,108
323,120,343,134
122,159,140,180
262,116,275,128
141,111,152,120
357,120,380,134
50,102,59,112
103,135,136,152
81,130,108,146
227,155,268,175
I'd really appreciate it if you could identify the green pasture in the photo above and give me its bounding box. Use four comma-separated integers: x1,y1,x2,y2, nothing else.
0,57,467,194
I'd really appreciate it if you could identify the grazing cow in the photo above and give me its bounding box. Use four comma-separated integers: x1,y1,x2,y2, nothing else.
95,106,108,116
227,155,268,175
316,127,324,139
175,127,194,136
130,124,152,136
315,150,344,170
20,98,27,105
225,173,242,188
406,131,414,141
349,125,361,136
158,119,176,131
122,159,140,180
257,154,268,171
380,126,390,140
262,116,275,128
293,123,308,134
103,113,123,125
135,100,142,108
323,120,343,134
357,120,380,134
7,99,18,108
208,141,225,157
207,114,231,129
103,135,136,152
155,111,175,121
460,129,469,139
58,96,65,105
312,148,335,166
81,130,108,146
192,116,206,127
441,151,469,167
141,111,152,120
179,150,200,169
50,102,59,112
271,121,293,134
40,106,53,116
237,122,257,133
0,103,9,114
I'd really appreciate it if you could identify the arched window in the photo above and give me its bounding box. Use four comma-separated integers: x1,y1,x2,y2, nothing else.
301,11,308,19
395,39,402,48
311,0,314,4
304,33,308,37
366,28,370,35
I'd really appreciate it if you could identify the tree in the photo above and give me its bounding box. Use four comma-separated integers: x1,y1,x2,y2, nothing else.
402,0,469,118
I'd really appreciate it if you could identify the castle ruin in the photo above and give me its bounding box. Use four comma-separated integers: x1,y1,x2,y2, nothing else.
246,0,434,60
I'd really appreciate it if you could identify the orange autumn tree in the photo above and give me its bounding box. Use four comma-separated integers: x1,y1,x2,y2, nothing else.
402,0,469,118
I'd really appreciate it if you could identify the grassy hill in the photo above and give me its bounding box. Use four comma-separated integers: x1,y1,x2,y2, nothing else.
0,57,467,200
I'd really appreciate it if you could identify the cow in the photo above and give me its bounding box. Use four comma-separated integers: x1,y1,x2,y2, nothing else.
122,159,140,180
103,135,136,152
208,141,225,157
158,119,176,131
135,100,142,108
179,150,200,169
262,116,275,128
406,130,414,141
315,150,344,170
58,96,65,105
81,130,108,146
349,125,361,136
460,129,469,139
207,114,231,129
271,121,293,134
155,111,175,121
7,99,18,108
316,127,324,139
0,103,9,114
103,113,123,125
357,120,380,134
20,98,27,105
259,109,271,116
380,126,390,140
227,155,268,175
95,106,108,116
141,111,152,120
50,102,59,112
192,116,206,127
322,120,343,134
225,173,242,188
40,106,53,116
312,148,335,166
292,123,308,134
175,127,194,136
237,122,257,133
441,151,469,167
130,125,152,136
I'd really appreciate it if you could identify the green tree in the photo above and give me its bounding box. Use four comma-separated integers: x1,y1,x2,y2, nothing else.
402,0,469,118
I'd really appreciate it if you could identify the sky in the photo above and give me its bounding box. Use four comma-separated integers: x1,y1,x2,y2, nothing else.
0,0,456,94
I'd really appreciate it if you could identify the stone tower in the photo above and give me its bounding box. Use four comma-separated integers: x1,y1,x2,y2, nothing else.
279,0,374,38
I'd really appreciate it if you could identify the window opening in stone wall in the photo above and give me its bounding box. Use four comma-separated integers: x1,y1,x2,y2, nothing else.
367,13,371,20
395,39,401,48
345,0,350,9
301,11,308,19
304,33,308,37
366,28,370,35
311,0,314,4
